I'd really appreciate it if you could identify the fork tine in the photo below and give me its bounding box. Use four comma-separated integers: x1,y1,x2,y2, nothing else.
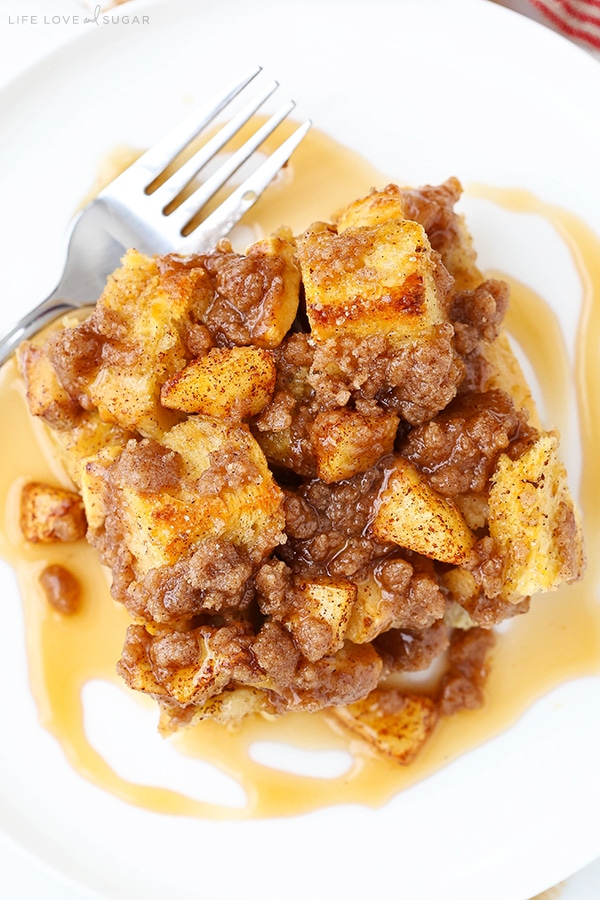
0,73,311,361
168,100,297,229
177,118,312,252
125,66,262,187
155,79,281,208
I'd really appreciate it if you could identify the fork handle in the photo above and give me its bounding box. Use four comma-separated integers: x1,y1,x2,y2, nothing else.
0,294,78,367
0,206,126,367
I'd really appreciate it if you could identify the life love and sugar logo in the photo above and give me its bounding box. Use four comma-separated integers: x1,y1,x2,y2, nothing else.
7,3,150,26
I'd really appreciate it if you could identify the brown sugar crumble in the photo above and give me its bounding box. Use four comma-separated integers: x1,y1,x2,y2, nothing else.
39,564,82,616
16,177,585,764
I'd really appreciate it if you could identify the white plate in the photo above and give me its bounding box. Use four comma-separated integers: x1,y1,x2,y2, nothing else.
1,1,600,898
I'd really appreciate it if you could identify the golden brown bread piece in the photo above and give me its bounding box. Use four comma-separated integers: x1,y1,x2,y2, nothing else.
371,456,477,565
332,689,439,765
488,432,585,602
19,481,87,544
161,346,277,420
297,217,448,345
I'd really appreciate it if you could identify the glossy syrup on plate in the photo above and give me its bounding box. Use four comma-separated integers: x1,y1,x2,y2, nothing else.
0,126,599,820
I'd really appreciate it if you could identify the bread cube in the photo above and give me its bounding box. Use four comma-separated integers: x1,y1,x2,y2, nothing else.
252,426,295,471
17,341,81,430
310,409,399,483
345,576,397,644
488,432,585,601
53,414,131,491
176,686,273,730
336,179,481,291
92,416,285,577
335,183,407,231
85,248,194,436
481,332,541,427
243,230,301,347
79,443,127,534
156,650,229,707
297,218,446,345
286,577,357,661
371,456,476,564
17,337,132,491
441,567,479,609
20,481,87,543
332,688,438,764
161,346,276,420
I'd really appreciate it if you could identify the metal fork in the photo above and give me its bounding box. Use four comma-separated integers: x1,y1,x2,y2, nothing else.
0,67,310,365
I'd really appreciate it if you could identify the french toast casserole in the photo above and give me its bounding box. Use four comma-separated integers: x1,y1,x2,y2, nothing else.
16,177,585,764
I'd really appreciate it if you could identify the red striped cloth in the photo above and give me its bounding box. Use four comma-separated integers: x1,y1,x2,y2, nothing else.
528,0,600,48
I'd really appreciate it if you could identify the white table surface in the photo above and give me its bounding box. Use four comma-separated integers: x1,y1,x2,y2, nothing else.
0,1,599,897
